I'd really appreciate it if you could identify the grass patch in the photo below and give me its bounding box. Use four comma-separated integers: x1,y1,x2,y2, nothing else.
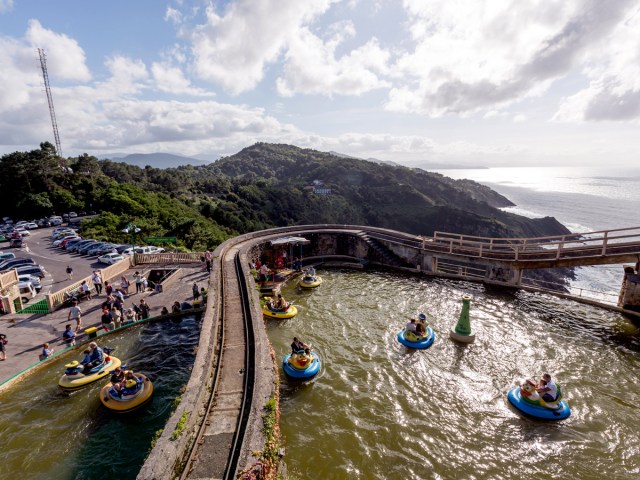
171,411,189,441
150,428,164,450
262,394,279,466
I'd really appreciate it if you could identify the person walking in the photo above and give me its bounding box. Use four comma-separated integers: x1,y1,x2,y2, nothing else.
66,265,73,280
192,282,200,301
0,333,7,360
134,271,144,293
91,271,103,295
120,275,130,295
68,301,82,332
139,298,151,320
205,250,213,274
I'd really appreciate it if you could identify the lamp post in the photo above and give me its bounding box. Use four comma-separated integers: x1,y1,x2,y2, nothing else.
122,223,141,265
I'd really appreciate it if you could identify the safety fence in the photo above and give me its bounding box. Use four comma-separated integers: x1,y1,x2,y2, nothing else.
45,257,132,311
430,226,640,263
135,252,202,264
16,298,50,314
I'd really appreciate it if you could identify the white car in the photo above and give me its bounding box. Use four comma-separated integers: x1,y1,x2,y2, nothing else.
98,252,125,265
135,246,165,254
18,273,42,291
15,227,30,236
25,222,39,229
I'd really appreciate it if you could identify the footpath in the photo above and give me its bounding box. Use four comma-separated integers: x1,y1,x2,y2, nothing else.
0,263,209,385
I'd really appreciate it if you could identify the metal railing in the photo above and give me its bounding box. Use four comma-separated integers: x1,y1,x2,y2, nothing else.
430,226,640,262
135,252,202,264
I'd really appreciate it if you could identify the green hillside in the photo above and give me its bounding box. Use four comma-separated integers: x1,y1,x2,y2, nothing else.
0,142,570,251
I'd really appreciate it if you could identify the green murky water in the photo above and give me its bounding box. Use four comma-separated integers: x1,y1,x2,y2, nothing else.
267,270,640,479
0,316,199,479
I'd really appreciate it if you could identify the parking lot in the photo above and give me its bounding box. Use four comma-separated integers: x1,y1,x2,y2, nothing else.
2,226,130,301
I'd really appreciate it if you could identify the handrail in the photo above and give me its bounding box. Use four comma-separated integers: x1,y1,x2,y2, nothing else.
0,269,19,289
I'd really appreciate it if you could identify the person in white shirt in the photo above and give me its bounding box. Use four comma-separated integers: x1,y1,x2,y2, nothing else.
405,318,417,333
91,271,103,295
536,373,559,402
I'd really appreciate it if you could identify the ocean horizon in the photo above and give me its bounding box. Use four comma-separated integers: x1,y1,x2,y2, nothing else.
434,165,640,300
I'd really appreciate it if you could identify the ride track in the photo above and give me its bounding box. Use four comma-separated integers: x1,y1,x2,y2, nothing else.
180,244,256,480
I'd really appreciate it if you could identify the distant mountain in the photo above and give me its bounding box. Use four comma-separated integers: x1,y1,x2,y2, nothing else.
100,152,209,169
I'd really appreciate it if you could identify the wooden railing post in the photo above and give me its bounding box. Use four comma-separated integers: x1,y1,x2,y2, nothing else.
514,245,519,260
556,235,565,260
601,231,608,256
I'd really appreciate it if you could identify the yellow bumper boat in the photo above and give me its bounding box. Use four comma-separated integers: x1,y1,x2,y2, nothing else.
262,297,298,319
58,356,122,391
100,373,154,413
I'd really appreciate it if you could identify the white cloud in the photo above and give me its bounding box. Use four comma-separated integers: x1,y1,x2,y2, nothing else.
0,0,13,13
191,0,334,95
26,20,91,81
513,114,527,123
554,5,640,122
151,62,213,96
165,7,183,25
102,55,148,95
276,28,390,97
386,0,636,117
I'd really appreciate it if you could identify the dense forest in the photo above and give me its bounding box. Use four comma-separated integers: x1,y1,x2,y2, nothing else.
0,142,569,251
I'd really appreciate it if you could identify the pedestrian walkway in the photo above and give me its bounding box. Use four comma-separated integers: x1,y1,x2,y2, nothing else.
0,264,208,385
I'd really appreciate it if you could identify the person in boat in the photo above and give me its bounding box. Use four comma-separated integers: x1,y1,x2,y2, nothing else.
110,366,126,393
80,348,91,365
291,336,308,354
83,342,105,374
123,370,138,390
172,301,181,313
307,266,316,277
536,373,559,402
405,318,417,333
275,294,289,311
415,313,428,336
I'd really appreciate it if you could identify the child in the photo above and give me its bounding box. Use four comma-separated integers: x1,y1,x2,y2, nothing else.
41,343,54,359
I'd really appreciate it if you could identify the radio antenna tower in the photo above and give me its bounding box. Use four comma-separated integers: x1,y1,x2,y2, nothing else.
37,48,63,159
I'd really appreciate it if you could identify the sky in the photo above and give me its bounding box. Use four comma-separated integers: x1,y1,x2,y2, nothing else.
1,0,639,168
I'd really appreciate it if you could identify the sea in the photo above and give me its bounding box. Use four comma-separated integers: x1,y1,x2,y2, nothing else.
433,166,640,302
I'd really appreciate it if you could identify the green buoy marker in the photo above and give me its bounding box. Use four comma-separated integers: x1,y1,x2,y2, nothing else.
450,296,476,344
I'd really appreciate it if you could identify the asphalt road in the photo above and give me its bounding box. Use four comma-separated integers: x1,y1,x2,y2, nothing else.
5,226,109,299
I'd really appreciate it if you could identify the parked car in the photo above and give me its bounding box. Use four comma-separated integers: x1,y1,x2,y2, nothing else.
52,229,76,240
134,246,164,254
53,235,80,247
9,238,24,248
97,253,125,265
78,211,87,216
114,244,132,254
15,264,46,278
80,241,108,255
18,281,37,303
69,239,97,253
18,274,42,292
85,242,111,256
0,252,16,260
64,238,84,250
25,222,39,229
15,227,30,236
0,258,36,270
93,243,118,256
68,212,78,218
